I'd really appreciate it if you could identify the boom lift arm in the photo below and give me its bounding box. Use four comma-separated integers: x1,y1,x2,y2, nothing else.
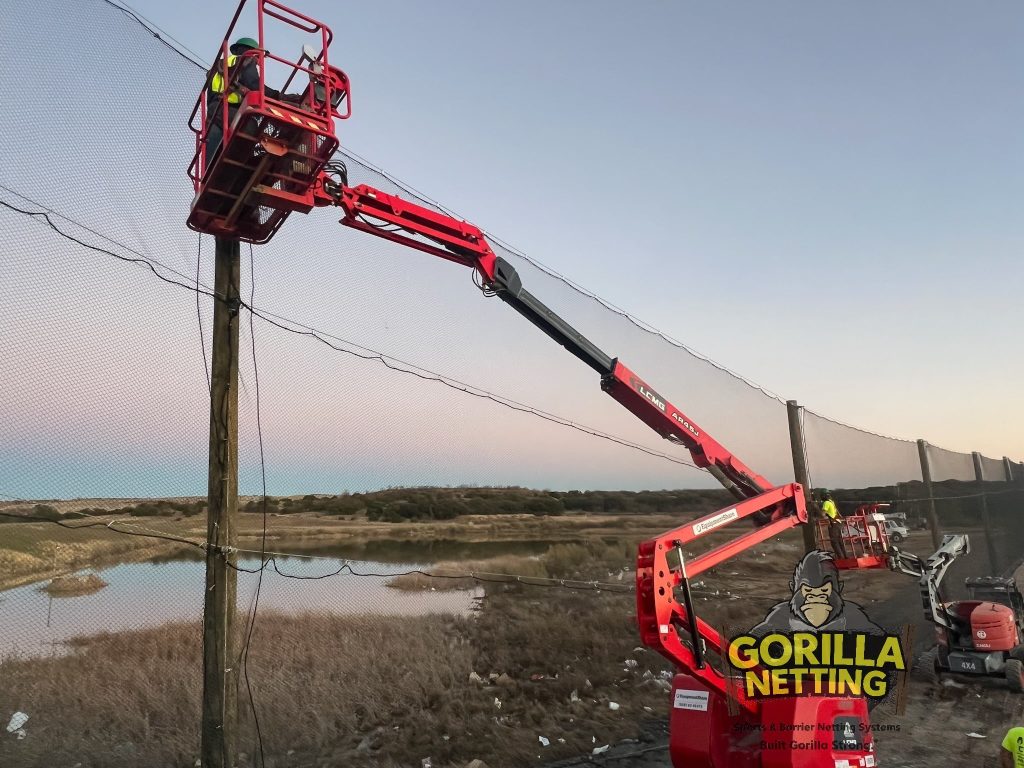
889,534,970,631
311,178,813,714
185,0,877,721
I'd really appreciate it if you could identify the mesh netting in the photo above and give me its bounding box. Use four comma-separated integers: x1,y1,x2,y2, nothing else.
0,0,798,497
801,410,921,489
978,454,1007,483
924,444,976,483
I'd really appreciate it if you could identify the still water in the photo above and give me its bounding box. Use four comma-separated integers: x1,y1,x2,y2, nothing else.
0,538,554,658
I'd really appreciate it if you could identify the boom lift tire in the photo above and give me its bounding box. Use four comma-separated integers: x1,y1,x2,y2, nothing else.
920,648,942,686
1005,659,1024,693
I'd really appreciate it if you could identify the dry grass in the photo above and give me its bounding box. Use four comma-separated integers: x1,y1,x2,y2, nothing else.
42,572,108,596
386,540,637,592
0,591,672,768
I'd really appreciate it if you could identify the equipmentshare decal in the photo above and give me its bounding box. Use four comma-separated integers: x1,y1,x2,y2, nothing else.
692,508,739,536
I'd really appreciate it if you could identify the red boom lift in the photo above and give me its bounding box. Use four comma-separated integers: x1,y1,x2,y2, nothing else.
188,3,899,765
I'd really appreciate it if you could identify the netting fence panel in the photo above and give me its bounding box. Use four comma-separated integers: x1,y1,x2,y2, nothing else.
980,455,1008,482
801,410,921,490
924,444,975,483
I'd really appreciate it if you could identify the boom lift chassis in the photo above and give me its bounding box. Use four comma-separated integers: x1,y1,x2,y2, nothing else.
188,3,896,765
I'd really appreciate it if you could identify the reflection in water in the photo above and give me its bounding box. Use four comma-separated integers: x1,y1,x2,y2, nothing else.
0,556,483,658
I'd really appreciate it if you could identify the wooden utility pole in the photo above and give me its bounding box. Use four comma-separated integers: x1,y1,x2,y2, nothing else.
916,439,942,550
201,236,241,768
786,400,817,553
972,452,999,574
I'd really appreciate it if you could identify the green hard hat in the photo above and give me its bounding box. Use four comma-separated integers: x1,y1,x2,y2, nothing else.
230,37,260,54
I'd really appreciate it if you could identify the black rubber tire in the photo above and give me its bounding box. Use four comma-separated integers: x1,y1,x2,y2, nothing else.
1006,658,1024,693
921,648,942,685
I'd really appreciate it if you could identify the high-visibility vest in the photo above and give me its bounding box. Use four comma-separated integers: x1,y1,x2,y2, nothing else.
822,499,839,520
211,55,242,104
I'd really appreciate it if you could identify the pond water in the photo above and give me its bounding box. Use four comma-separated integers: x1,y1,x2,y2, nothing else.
0,539,560,658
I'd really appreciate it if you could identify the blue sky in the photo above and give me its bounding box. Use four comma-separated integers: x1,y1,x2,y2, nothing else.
127,0,1022,460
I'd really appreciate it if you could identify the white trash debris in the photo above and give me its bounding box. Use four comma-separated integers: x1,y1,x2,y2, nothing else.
623,659,638,669
592,745,610,755
570,690,580,703
421,758,432,768
966,733,986,739
468,671,484,684
6,713,28,733
493,697,502,710
538,736,550,747
608,702,620,711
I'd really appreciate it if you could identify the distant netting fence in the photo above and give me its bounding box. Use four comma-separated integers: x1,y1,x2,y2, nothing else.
2,0,1023,767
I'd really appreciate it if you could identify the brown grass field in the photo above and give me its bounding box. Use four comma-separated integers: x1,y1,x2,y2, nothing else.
0,541,673,768
1,488,1019,768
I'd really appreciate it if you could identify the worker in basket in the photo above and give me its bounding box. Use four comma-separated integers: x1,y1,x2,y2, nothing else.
204,36,302,168
819,489,848,559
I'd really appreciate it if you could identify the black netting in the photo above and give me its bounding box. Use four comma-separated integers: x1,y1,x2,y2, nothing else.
801,410,921,490
979,455,1008,482
924,444,975,483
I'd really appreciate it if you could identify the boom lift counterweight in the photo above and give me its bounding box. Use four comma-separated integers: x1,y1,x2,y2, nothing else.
188,3,901,765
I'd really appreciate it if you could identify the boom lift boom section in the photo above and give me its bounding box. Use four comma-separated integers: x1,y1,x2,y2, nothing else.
889,534,970,632
314,181,809,714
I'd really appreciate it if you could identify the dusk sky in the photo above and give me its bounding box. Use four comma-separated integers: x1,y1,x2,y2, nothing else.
1,0,1021,498
134,0,1023,458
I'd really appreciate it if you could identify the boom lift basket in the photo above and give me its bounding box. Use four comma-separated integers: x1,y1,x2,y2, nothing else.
186,0,350,243
815,505,892,570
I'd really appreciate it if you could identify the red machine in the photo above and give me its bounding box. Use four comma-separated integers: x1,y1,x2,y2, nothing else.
188,4,899,764
890,537,1024,692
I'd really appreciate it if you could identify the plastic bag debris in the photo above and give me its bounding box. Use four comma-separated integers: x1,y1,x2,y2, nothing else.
623,659,638,669
609,702,620,711
493,697,502,710
468,671,484,684
570,690,580,703
6,713,28,733
538,736,550,747
421,758,432,768
592,745,610,755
